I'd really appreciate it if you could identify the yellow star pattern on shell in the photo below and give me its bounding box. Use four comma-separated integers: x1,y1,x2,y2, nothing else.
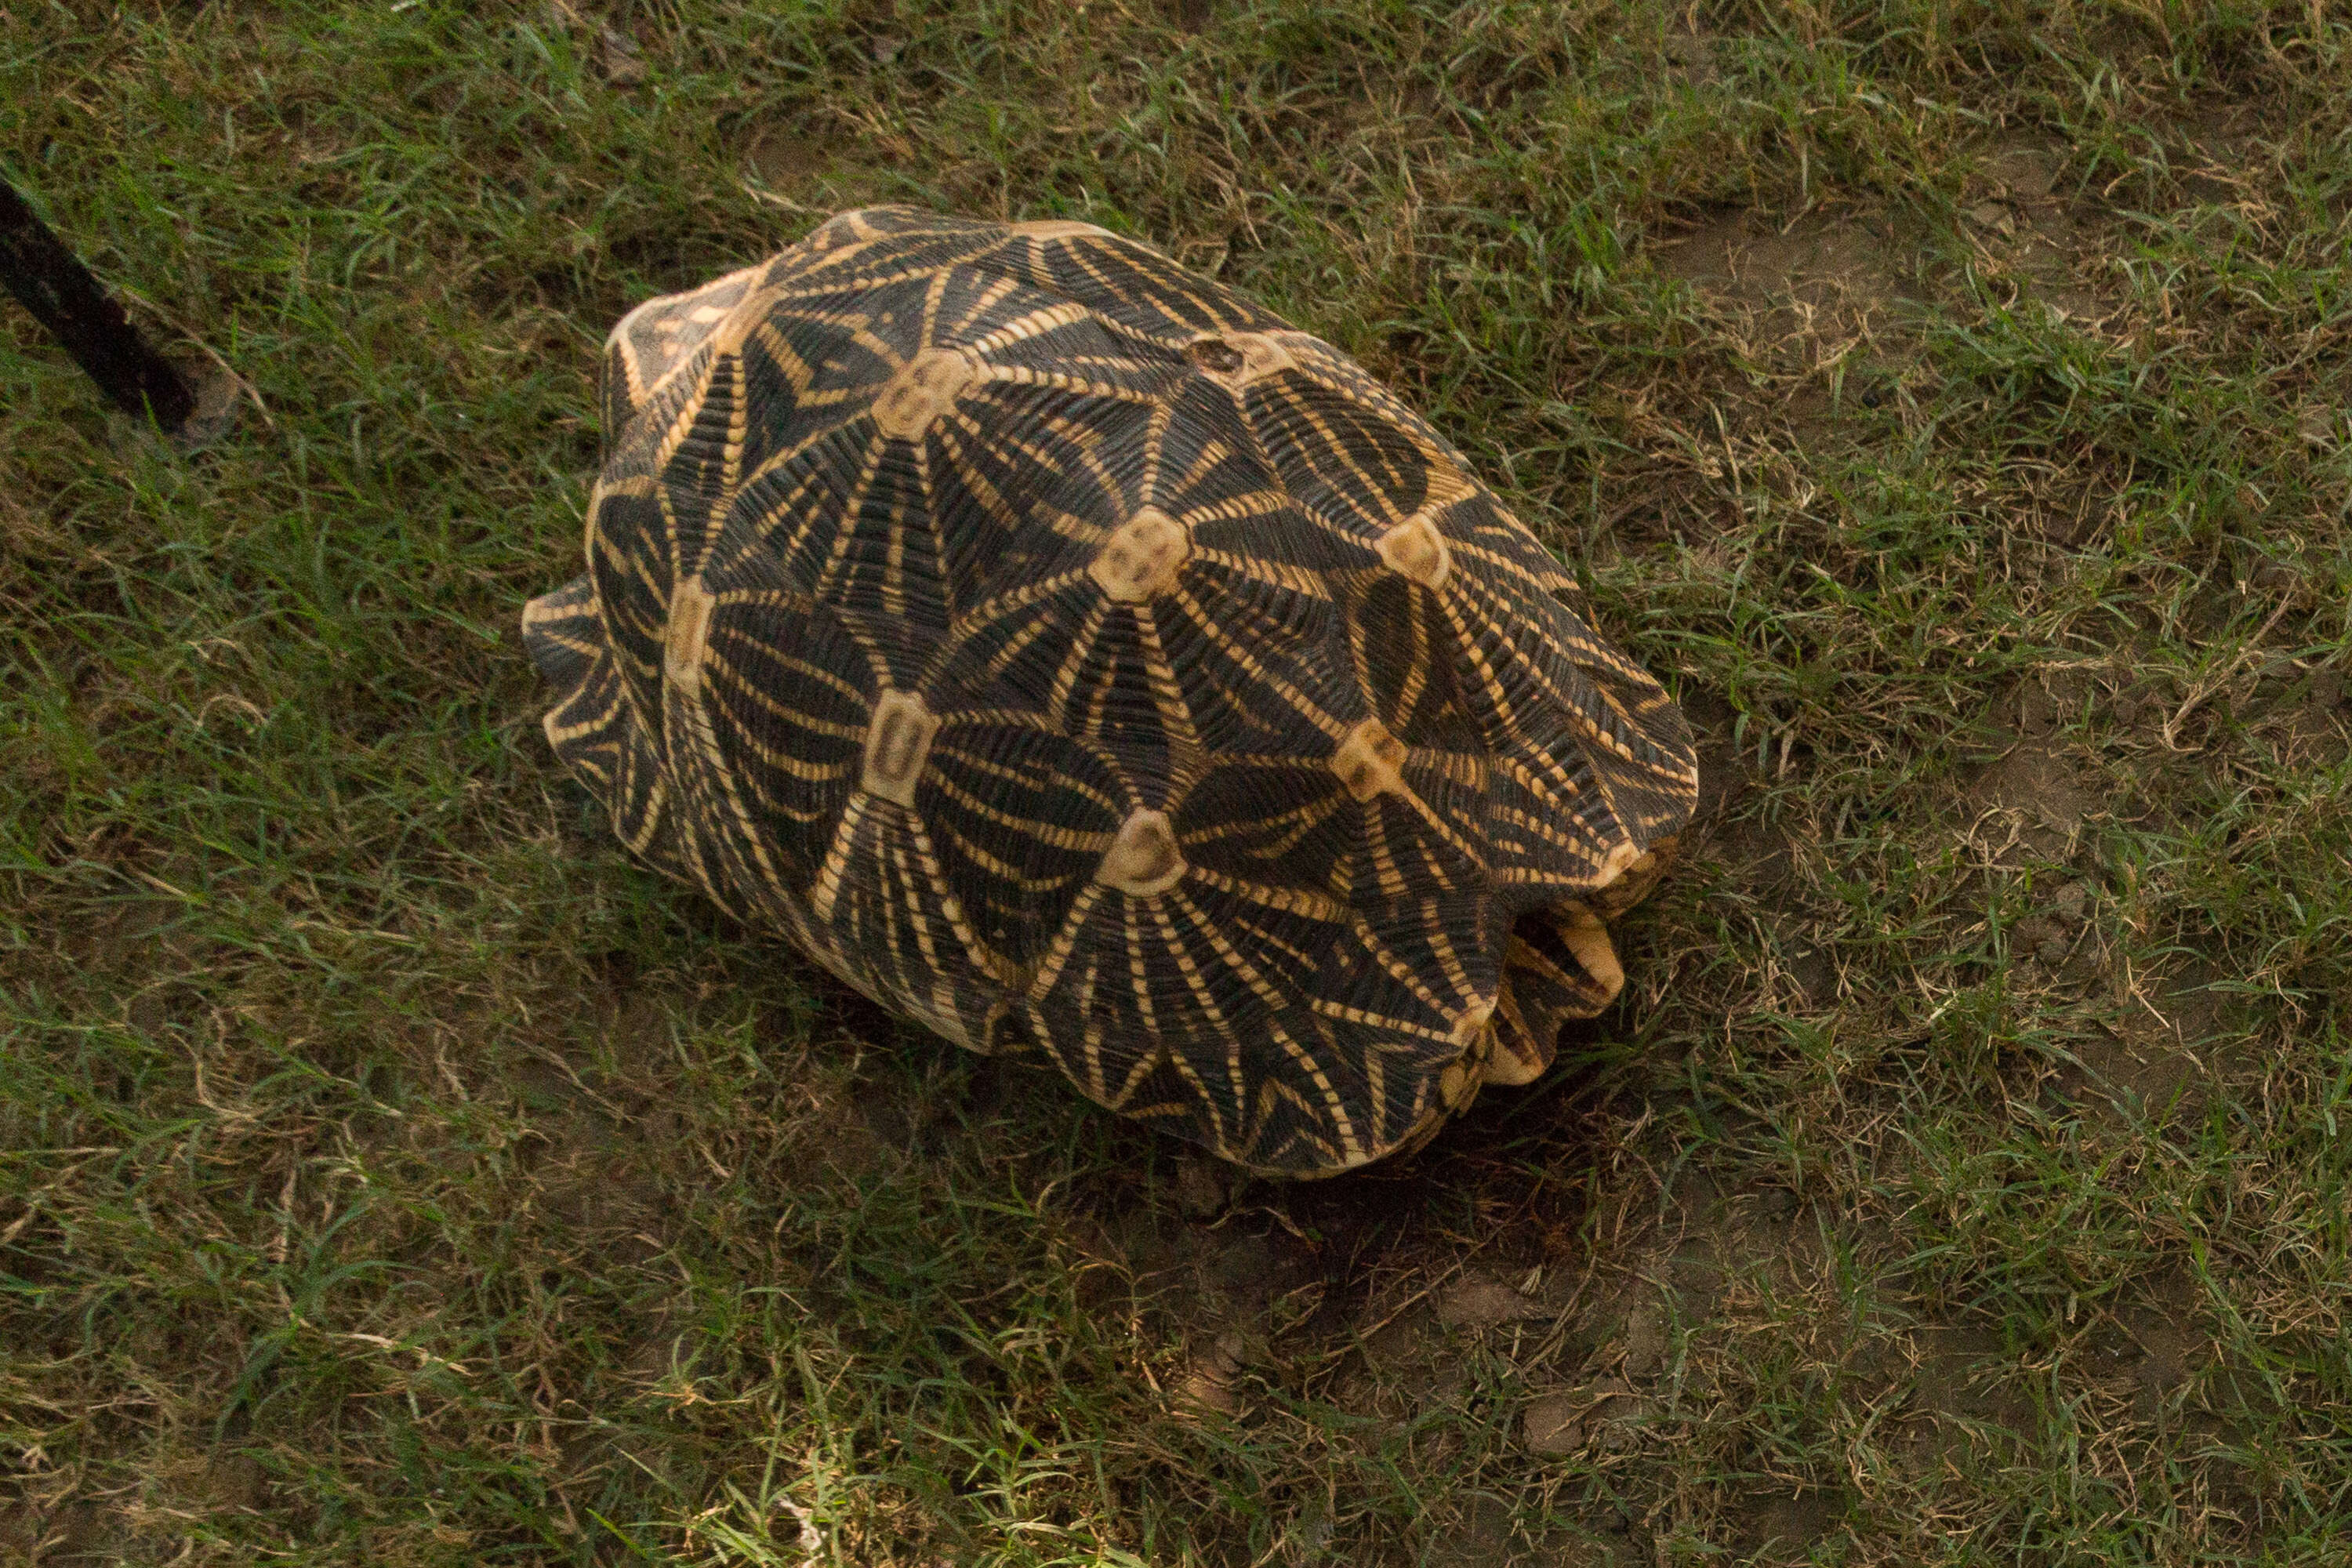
523,206,1698,1175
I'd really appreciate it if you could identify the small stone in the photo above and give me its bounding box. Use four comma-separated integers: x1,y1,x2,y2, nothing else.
1435,1271,1547,1327
2247,557,2302,595
1967,201,2014,234
1990,148,2060,199
1523,1375,1655,1456
2052,880,2090,923
746,130,827,189
2017,681,2059,738
2110,677,2169,731
1177,1328,1248,1417
870,35,905,64
1523,1391,1586,1455
1172,1154,1226,1220
598,25,645,85
1664,30,1720,84
1619,1302,1668,1377
1280,1505,1334,1559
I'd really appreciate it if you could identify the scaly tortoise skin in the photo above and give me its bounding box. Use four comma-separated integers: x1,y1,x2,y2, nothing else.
524,206,1697,1175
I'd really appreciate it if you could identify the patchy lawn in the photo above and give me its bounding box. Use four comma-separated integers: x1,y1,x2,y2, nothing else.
5,2,2350,1563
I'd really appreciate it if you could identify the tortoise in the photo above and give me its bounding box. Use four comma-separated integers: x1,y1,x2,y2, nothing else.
523,206,1697,1176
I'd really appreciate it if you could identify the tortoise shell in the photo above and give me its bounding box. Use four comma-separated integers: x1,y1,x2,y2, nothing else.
524,206,1697,1174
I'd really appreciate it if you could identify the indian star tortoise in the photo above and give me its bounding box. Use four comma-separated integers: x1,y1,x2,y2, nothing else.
524,205,1697,1175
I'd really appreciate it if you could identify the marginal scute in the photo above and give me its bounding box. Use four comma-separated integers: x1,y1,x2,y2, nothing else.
860,690,939,808
1557,907,1624,1004
1588,843,1671,919
1448,998,1497,1053
1008,219,1115,240
1595,838,1643,887
1330,717,1409,801
873,348,980,440
1098,808,1186,896
664,577,715,694
1437,1057,1477,1111
1376,511,1452,590
808,209,883,249
604,262,766,423
1482,1014,1549,1087
1088,507,1191,602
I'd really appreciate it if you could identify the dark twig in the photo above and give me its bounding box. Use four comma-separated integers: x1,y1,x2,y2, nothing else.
0,173,195,431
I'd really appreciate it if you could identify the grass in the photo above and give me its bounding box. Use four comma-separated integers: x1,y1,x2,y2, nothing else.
5,0,2351,1562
